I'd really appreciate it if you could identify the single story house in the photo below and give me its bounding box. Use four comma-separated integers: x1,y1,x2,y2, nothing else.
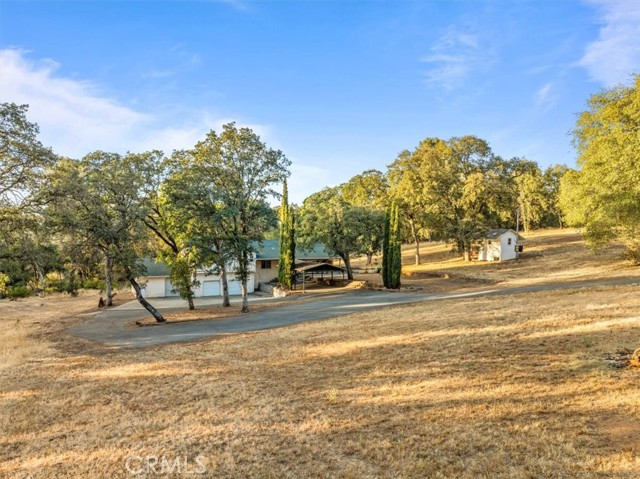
254,240,334,286
138,240,334,298
476,229,524,262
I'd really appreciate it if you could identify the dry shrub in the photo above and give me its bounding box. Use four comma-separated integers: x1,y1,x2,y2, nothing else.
630,348,640,368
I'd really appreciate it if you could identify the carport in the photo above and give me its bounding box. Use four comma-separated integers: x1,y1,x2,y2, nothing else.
294,262,347,290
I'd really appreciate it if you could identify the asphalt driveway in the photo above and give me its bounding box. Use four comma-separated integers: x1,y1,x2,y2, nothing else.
68,277,639,349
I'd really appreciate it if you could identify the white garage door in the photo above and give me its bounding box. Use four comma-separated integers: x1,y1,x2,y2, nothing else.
164,278,180,297
227,280,242,296
202,280,221,297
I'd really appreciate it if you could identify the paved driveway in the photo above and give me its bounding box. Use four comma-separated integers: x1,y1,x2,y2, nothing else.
69,277,639,349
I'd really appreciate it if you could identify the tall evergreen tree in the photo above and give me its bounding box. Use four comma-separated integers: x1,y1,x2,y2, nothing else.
278,180,295,288
382,202,402,289
382,208,391,287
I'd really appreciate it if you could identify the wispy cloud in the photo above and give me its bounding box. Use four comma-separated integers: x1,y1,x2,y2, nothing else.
420,26,494,90
534,82,557,111
579,0,640,86
288,163,332,205
0,49,267,158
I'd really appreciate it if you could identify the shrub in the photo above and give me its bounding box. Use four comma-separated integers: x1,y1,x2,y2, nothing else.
6,285,32,299
0,273,9,297
81,278,105,291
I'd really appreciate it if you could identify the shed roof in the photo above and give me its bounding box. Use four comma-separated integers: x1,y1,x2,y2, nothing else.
486,229,525,241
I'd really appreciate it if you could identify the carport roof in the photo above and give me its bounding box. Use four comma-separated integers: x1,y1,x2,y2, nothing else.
295,263,347,273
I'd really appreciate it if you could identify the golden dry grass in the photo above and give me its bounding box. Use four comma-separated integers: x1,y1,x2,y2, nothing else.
354,229,640,291
1,283,640,478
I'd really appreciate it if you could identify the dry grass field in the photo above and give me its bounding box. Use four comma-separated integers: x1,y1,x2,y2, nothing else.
355,229,640,291
1,230,640,478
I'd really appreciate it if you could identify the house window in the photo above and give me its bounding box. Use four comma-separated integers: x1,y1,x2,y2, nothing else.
261,260,271,269
508,238,512,245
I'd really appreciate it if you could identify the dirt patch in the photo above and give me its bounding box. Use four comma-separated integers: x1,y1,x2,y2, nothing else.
596,416,640,453
604,348,636,369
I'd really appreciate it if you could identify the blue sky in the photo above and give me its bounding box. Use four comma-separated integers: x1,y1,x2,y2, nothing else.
1,0,639,203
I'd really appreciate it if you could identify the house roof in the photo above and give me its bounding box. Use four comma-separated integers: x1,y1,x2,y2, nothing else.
141,258,170,276
254,240,334,260
486,229,525,241
140,241,334,277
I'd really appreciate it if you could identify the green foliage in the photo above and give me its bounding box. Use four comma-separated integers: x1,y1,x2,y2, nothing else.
382,203,402,289
81,278,106,291
178,123,290,312
559,75,640,262
389,136,515,260
0,273,9,295
0,103,56,204
298,187,385,280
6,284,31,299
341,169,388,210
45,151,167,320
278,180,295,289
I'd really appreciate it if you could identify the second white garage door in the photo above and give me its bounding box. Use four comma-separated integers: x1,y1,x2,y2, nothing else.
202,280,221,297
227,280,242,295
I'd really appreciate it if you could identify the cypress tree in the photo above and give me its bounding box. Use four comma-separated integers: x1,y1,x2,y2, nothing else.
389,202,402,289
278,180,294,288
288,208,296,287
382,208,391,288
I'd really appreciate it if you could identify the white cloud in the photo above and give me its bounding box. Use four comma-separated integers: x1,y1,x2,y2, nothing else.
287,163,333,205
579,0,640,86
534,82,557,111
0,49,270,159
420,27,494,90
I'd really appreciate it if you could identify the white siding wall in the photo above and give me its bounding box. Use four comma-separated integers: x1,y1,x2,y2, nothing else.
499,232,518,261
140,277,166,298
139,273,255,298
255,260,278,287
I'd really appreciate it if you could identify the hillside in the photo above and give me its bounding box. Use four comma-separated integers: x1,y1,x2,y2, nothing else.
353,229,640,291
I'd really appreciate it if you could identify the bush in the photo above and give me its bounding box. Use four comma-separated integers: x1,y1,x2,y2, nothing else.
46,277,79,296
81,278,105,291
6,285,32,299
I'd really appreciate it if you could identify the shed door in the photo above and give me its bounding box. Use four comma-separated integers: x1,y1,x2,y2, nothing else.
203,280,221,297
164,278,180,297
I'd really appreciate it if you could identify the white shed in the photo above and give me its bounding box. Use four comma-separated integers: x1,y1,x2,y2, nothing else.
477,229,524,262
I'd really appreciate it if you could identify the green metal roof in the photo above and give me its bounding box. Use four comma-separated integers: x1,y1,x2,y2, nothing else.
254,240,334,260
140,241,333,277
141,258,170,277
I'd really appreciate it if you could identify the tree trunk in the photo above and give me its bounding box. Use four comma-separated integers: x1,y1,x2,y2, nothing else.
105,256,114,307
241,281,249,313
221,265,230,307
34,263,45,297
129,276,165,322
343,254,354,280
408,219,420,265
366,252,373,266
187,296,195,310
463,241,472,261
